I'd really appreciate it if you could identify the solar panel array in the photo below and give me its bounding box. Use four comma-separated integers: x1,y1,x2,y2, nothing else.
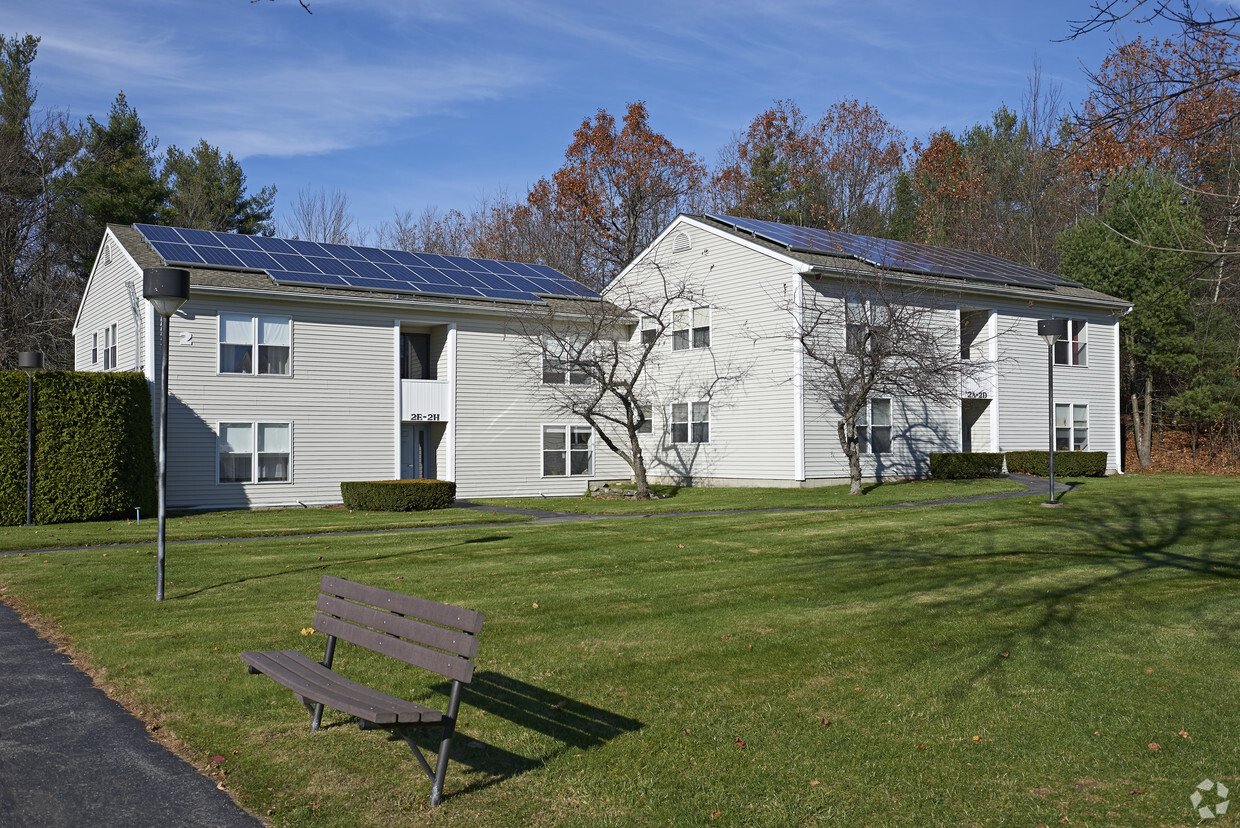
133,224,600,302
705,214,1080,290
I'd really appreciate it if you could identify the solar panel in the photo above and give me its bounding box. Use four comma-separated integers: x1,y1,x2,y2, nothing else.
705,214,1080,290
132,224,600,303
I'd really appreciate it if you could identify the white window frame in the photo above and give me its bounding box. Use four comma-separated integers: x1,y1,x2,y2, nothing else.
1053,318,1087,367
541,424,594,477
857,398,892,454
540,336,591,386
846,297,889,356
1055,403,1089,451
636,403,653,435
671,401,710,444
101,323,118,370
91,332,98,366
218,313,292,376
216,421,292,484
671,306,710,351
640,316,658,347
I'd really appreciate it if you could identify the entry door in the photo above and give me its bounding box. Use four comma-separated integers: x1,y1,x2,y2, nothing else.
400,423,429,479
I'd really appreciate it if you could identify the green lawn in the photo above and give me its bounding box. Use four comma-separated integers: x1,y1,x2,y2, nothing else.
474,476,1025,514
1,474,1237,826
0,505,530,553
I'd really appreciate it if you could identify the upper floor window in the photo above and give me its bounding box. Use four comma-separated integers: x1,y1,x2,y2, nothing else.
640,316,658,347
858,398,892,454
846,298,889,355
220,314,291,375
541,337,591,385
672,307,710,351
1053,319,1087,366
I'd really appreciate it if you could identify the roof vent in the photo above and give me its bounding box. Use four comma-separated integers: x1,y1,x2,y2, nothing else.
671,231,692,254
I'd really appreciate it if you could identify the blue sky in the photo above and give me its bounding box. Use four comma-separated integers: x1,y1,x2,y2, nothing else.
9,0,1179,234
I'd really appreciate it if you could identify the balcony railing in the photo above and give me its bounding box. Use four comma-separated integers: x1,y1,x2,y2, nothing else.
401,379,450,423
959,360,996,400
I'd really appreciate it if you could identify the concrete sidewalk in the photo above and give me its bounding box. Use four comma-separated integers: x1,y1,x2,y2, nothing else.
0,601,262,828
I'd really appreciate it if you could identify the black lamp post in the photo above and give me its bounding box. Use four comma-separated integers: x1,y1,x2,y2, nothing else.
1037,319,1068,507
143,267,190,601
18,351,42,525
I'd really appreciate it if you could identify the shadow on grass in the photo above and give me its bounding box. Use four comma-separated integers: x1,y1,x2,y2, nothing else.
176,535,513,599
414,671,644,800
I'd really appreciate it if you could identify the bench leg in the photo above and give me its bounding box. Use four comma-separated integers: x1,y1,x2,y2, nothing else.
310,702,325,733
429,680,464,807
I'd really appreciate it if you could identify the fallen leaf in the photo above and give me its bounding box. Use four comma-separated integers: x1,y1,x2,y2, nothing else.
999,652,1010,658
1145,668,1154,674
677,544,685,549
972,735,981,742
916,744,926,750
551,700,566,710
211,755,226,763
821,718,831,726
1177,729,1189,738
735,737,746,749
299,627,315,636
1129,788,1144,795
1148,742,1160,751
532,602,539,608
854,686,862,692
710,811,722,820
1093,731,1100,736
810,779,820,787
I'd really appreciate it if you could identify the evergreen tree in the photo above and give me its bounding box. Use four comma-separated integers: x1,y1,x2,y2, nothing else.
162,140,276,235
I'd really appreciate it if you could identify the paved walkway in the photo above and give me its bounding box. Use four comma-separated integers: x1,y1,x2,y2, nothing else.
0,472,1068,826
0,601,261,827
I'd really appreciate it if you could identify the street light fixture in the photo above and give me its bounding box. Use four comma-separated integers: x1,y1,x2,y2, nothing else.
1037,319,1068,507
143,267,190,601
18,351,43,526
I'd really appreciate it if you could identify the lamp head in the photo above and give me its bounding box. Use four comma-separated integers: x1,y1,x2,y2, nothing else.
143,267,191,318
18,351,42,374
1037,318,1068,348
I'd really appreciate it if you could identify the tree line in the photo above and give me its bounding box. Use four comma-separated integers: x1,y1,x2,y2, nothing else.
5,5,1240,466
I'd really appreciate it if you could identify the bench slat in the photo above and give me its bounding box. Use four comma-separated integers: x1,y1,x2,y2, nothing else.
313,612,476,684
320,575,484,634
316,593,481,659
241,650,444,725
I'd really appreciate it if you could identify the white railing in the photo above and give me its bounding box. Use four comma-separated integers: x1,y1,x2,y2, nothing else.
401,379,450,423
960,360,996,400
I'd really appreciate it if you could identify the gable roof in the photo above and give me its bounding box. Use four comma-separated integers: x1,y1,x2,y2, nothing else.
106,224,601,314
692,214,1129,308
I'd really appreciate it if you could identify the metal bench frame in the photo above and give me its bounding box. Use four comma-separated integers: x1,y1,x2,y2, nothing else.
242,575,484,807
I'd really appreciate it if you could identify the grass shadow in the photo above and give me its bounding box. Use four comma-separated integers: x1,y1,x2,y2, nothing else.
420,671,644,798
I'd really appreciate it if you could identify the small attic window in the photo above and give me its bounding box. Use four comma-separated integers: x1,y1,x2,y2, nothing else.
671,231,692,254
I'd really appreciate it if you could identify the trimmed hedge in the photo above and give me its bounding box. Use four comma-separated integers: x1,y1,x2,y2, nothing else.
341,479,457,512
1004,450,1108,477
1,371,156,525
929,452,1005,479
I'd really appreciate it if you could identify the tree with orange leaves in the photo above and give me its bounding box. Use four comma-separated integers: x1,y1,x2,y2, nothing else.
530,101,705,288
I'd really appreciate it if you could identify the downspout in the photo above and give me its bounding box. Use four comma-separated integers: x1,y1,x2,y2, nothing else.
792,275,805,481
1114,307,1132,474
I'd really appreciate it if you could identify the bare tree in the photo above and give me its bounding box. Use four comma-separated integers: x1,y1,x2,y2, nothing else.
787,265,996,495
508,260,742,499
282,186,359,244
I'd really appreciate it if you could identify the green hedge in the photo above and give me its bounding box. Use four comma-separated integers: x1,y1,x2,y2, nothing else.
929,452,1005,479
1,371,156,525
341,479,457,512
1004,450,1108,477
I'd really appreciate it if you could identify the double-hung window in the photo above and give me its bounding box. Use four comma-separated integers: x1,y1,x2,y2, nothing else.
846,298,889,355
1053,319,1087,366
220,313,291,375
672,307,710,351
541,337,590,385
219,422,291,483
1055,404,1088,450
102,324,117,370
636,403,653,434
640,317,658,347
671,401,710,443
543,425,593,476
857,398,892,454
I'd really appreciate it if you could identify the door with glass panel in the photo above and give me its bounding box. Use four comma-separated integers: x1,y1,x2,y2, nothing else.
400,422,429,480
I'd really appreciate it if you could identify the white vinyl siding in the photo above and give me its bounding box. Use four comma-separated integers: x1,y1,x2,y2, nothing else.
74,229,144,374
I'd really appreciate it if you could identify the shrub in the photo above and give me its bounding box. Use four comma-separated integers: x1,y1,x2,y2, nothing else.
1004,450,1108,477
341,479,457,512
929,452,1005,479
1,371,156,525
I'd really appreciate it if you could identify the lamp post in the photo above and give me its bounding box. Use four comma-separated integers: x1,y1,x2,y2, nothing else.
18,351,43,525
143,267,190,601
1037,319,1068,507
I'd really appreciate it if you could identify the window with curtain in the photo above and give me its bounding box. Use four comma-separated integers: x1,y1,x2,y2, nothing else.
219,422,290,482
220,313,291,375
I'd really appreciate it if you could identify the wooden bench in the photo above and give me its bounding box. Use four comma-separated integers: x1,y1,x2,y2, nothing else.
241,574,484,807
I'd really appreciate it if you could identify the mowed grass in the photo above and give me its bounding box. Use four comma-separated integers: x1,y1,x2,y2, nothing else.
0,474,1238,826
474,476,1025,514
0,505,530,553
